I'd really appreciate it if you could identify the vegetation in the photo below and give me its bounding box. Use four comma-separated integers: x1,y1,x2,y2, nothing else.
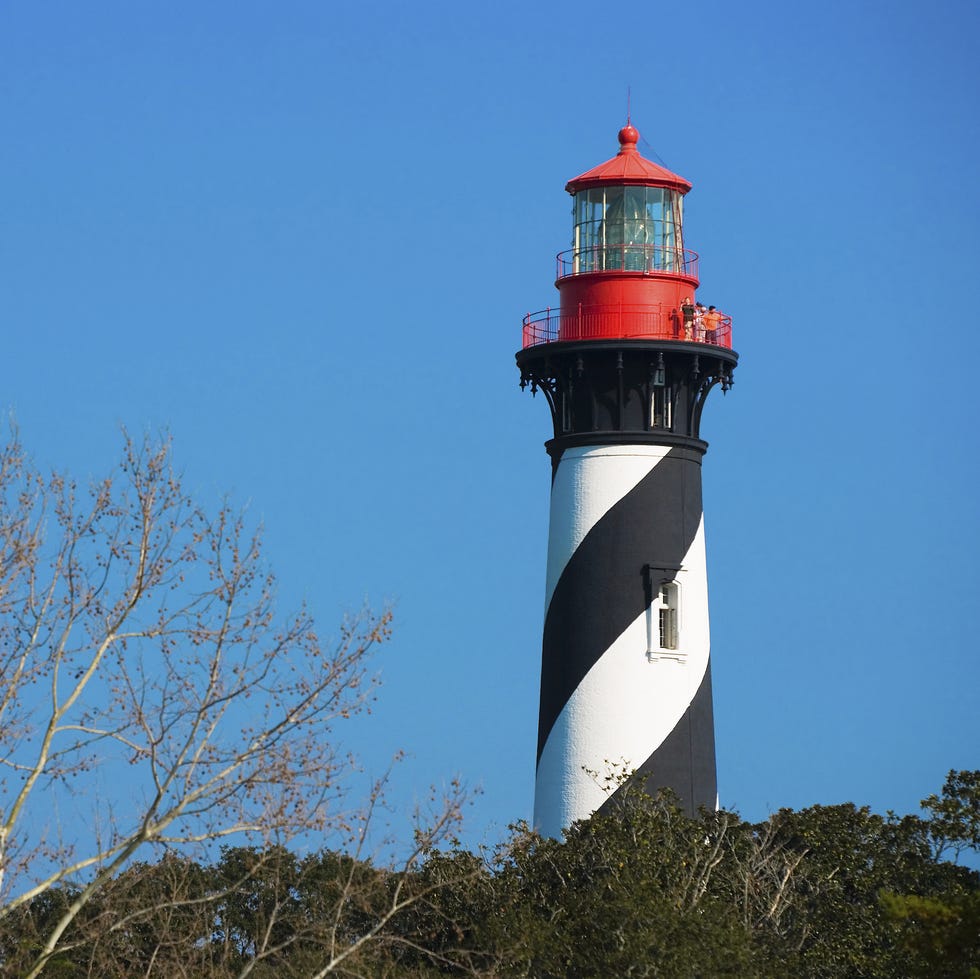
1,771,976,977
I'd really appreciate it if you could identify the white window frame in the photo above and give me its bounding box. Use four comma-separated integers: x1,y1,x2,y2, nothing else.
646,575,684,663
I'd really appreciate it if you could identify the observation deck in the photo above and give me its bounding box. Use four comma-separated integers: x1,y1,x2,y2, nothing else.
522,304,733,349
522,245,733,350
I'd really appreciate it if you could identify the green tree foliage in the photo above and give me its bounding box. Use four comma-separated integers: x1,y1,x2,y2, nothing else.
758,802,969,976
922,770,980,860
880,890,980,979
418,775,980,979
478,798,758,977
873,770,980,979
1,772,978,977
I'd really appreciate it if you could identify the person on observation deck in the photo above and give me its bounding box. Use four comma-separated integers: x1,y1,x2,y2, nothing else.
704,305,722,344
694,303,706,341
681,297,695,339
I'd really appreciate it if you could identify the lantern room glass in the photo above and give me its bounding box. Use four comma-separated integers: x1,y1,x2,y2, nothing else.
572,186,684,273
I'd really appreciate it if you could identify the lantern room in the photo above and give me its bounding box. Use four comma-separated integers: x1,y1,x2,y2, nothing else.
522,125,732,350
570,183,686,274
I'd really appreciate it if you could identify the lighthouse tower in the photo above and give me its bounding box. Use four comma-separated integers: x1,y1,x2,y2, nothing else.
517,124,737,838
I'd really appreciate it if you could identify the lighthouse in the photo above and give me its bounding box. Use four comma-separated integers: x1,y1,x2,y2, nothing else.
517,124,737,838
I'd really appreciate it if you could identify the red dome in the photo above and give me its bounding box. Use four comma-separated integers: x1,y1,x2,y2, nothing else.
565,126,692,196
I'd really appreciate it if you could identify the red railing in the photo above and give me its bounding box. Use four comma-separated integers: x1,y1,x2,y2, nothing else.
522,303,733,350
556,245,700,280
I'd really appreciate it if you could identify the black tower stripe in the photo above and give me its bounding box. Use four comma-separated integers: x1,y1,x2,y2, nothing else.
537,445,704,762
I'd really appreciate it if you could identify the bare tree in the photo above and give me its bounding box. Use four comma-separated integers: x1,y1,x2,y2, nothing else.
0,432,463,978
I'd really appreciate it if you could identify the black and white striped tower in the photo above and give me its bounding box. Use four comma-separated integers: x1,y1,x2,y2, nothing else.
517,124,738,838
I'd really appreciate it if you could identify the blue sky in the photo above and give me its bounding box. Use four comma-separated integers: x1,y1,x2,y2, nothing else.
2,1,978,851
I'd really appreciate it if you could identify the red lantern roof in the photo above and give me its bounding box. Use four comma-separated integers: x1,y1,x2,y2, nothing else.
565,125,692,196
